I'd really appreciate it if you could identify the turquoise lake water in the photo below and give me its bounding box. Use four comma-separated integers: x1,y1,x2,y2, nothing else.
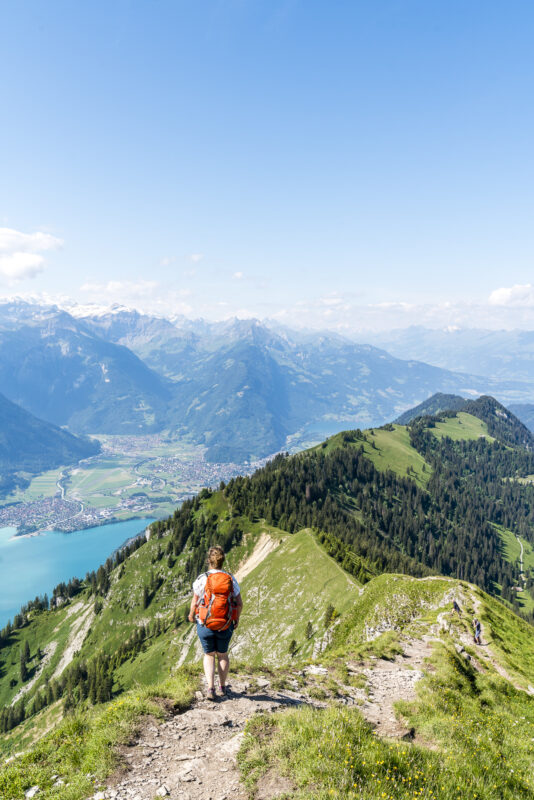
0,518,155,628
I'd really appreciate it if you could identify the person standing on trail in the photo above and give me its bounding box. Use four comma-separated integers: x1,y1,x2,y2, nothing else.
473,617,482,645
188,545,243,701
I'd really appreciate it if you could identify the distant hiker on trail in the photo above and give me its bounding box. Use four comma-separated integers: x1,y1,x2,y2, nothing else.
188,545,243,701
473,617,482,645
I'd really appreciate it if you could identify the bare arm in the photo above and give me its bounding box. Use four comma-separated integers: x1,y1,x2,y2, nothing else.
234,593,243,627
188,593,198,623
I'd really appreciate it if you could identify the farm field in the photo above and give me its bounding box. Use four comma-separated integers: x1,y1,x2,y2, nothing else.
0,434,273,534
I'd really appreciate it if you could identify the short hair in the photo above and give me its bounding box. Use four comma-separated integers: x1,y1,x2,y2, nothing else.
207,545,225,569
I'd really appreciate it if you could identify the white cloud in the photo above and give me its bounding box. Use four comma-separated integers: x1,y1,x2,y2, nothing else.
488,284,534,307
189,253,204,263
233,271,244,279
0,252,45,279
0,227,63,281
0,228,63,255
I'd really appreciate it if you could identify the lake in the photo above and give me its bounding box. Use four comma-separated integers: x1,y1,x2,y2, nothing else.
0,518,156,628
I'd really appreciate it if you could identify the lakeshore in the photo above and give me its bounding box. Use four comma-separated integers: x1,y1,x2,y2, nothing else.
0,518,156,628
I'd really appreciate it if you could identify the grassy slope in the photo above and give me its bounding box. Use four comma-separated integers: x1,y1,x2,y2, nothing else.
230,529,360,665
361,426,430,488
240,573,534,800
430,411,494,442
316,425,431,488
0,671,198,800
494,524,534,614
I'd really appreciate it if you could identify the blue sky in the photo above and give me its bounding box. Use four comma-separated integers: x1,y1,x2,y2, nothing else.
1,0,534,330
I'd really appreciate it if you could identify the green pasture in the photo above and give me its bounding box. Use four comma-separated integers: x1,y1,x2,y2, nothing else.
430,411,494,442
361,425,431,487
313,424,431,488
5,468,63,503
495,524,534,614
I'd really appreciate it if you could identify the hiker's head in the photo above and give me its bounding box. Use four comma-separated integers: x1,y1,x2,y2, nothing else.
207,546,225,570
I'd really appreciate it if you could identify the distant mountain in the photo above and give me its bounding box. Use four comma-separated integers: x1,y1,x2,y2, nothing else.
508,404,534,434
368,326,534,383
76,307,534,461
1,301,532,462
396,392,534,450
80,309,530,458
0,391,100,494
395,393,468,424
0,302,171,435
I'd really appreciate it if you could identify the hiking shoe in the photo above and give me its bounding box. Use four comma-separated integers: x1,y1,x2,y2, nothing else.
206,688,218,702
219,685,230,697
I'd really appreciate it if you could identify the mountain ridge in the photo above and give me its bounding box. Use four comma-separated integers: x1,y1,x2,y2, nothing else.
0,392,100,495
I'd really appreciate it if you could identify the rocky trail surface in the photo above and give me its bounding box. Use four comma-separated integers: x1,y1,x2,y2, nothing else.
92,637,434,800
102,678,322,800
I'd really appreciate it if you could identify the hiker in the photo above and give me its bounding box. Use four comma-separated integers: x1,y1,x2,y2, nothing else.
188,545,243,701
473,617,482,645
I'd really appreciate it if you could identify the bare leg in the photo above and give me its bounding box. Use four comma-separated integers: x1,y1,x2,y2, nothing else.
217,652,230,688
203,653,216,689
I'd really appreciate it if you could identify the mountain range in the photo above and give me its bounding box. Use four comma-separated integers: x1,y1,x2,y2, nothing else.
368,325,534,383
0,301,533,462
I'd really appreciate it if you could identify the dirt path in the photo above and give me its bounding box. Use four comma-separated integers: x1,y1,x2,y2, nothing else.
103,678,322,800
343,638,431,738
517,535,526,590
95,636,433,800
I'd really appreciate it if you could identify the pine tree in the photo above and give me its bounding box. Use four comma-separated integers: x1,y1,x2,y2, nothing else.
323,603,335,629
20,650,28,683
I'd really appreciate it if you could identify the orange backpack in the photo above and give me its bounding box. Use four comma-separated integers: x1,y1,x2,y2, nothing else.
196,572,236,631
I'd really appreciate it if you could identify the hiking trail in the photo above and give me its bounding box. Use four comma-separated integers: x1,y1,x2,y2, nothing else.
93,636,432,800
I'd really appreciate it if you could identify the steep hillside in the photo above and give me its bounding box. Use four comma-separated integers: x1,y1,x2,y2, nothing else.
0,393,100,495
510,402,534,433
0,302,171,435
180,529,360,666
